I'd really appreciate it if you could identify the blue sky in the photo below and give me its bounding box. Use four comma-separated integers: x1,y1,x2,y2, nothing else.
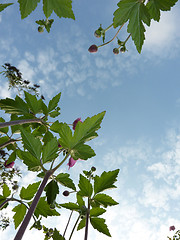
1,0,180,239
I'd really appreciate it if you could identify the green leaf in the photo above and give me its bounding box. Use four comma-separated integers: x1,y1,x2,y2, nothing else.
44,180,59,205
94,169,120,194
77,218,86,230
45,19,54,33
13,204,27,229
60,202,80,211
18,0,41,19
34,197,60,218
56,173,76,191
52,228,65,240
43,131,54,145
6,151,16,165
20,182,41,200
90,217,111,237
49,109,60,118
0,136,9,149
113,0,151,53
146,0,178,21
48,92,61,113
0,3,13,12
73,111,106,145
78,174,93,197
71,144,95,160
0,195,8,209
3,184,11,198
52,122,73,148
0,96,29,115
93,194,118,208
24,91,41,114
43,0,75,19
17,150,41,171
90,207,106,217
21,128,42,160
43,0,53,18
42,137,59,163
0,117,8,134
76,193,85,207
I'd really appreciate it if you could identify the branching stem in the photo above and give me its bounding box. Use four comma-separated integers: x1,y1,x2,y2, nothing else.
0,118,43,129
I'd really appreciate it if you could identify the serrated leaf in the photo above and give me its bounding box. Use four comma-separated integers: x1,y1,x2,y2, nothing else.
94,169,120,194
56,173,76,190
18,0,41,19
44,180,59,205
49,109,61,118
43,0,53,17
20,182,41,200
42,137,59,163
77,218,86,230
93,194,118,207
71,144,95,160
43,0,75,20
34,197,60,218
24,91,41,114
17,150,41,171
13,204,27,229
0,117,8,134
48,92,61,113
60,202,80,211
146,0,178,21
52,228,65,240
21,128,42,160
90,207,106,217
113,0,151,53
0,3,13,12
78,174,93,197
3,184,11,198
90,217,111,237
0,96,29,115
73,111,106,145
43,131,54,145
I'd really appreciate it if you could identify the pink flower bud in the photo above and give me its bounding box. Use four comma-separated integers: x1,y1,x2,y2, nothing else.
169,226,175,231
67,157,77,169
4,160,15,168
73,118,82,130
88,45,98,53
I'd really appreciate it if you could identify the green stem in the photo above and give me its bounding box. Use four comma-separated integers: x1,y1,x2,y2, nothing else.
0,198,10,209
13,170,53,240
84,198,90,240
0,138,20,149
63,210,73,237
0,118,43,129
98,23,125,48
124,33,131,44
52,153,70,172
104,23,113,32
69,215,80,240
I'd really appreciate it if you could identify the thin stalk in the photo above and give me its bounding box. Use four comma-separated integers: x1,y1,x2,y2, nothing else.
0,118,43,129
0,138,20,149
69,215,80,240
124,33,131,44
0,198,9,209
84,198,90,240
14,170,53,240
52,153,70,172
98,23,125,48
104,23,113,32
63,211,73,237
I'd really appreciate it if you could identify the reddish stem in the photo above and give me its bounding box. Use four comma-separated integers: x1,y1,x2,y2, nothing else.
13,170,53,240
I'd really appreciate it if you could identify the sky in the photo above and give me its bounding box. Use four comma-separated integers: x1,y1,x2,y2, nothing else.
0,0,180,239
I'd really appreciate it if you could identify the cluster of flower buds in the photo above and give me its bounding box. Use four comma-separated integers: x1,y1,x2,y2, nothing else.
88,23,130,55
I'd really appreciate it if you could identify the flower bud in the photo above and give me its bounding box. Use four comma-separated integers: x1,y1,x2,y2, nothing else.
38,26,44,33
91,166,96,171
120,46,126,53
4,160,15,168
113,48,119,55
94,30,101,38
63,190,70,196
88,45,98,53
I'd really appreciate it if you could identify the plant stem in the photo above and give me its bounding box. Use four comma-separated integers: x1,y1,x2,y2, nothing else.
104,23,113,32
84,198,90,240
63,211,73,237
13,170,53,240
98,23,125,48
0,118,43,129
124,33,131,44
0,198,10,209
69,215,80,240
0,138,20,149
